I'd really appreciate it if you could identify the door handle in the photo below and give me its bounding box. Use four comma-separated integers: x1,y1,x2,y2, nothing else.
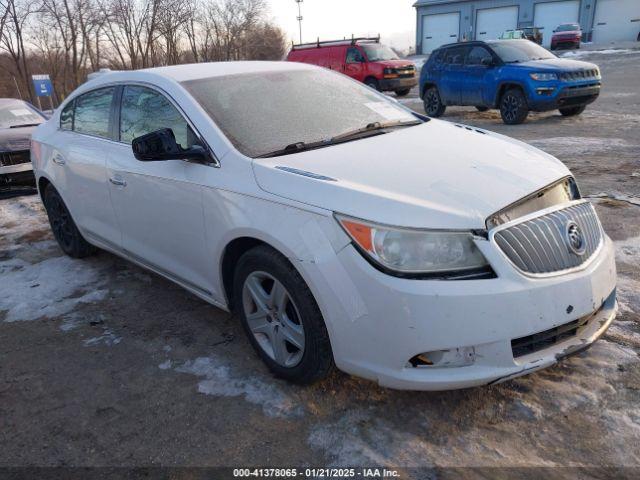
109,176,127,187
52,154,66,166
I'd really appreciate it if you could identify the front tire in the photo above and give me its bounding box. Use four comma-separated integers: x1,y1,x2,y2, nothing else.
423,86,446,117
559,105,586,116
43,185,96,258
233,245,334,384
395,88,411,97
500,88,529,125
364,78,380,91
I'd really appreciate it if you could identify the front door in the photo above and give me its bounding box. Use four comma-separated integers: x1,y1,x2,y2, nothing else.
343,47,367,82
106,85,211,295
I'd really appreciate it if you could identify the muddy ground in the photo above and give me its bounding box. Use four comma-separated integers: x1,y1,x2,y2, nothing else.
1,49,639,477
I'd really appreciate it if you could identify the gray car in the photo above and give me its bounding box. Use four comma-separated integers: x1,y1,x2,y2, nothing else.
0,98,46,189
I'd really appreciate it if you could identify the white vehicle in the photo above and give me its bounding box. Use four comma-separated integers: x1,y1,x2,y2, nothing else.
31,62,617,390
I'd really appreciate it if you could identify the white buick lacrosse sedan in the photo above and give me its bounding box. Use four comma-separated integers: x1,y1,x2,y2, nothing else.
30,61,617,390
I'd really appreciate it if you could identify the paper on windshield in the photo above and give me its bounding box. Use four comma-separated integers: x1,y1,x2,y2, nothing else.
364,102,414,122
10,109,33,116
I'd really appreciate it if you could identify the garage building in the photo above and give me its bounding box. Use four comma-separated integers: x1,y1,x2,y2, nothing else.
415,0,640,54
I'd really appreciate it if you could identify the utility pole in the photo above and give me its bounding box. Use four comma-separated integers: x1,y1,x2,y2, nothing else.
295,0,303,44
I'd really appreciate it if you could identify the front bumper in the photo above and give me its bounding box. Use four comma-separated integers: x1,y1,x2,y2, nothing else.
1,163,35,187
529,81,601,111
308,230,617,390
551,39,580,50
378,76,418,92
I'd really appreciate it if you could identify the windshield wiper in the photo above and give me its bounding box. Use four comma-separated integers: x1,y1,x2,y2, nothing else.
330,120,421,142
257,120,421,159
9,123,41,128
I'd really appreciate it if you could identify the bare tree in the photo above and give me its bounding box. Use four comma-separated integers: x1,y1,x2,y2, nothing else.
0,0,37,101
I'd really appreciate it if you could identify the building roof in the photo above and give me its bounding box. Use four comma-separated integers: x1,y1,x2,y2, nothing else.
413,0,465,7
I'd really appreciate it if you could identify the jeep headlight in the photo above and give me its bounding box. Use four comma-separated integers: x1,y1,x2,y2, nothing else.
530,72,558,81
336,215,490,277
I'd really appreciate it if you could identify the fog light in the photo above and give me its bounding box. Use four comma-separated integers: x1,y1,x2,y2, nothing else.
409,347,476,368
536,87,555,96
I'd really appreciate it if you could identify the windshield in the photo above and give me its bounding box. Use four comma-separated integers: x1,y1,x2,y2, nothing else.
361,44,399,61
0,101,44,128
556,24,580,32
488,40,556,63
182,68,417,158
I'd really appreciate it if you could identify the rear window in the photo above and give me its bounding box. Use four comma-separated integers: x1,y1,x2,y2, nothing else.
72,87,115,138
182,68,417,158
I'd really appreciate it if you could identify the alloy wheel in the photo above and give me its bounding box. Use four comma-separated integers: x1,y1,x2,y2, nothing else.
242,271,305,368
502,94,519,123
425,90,439,115
48,195,74,250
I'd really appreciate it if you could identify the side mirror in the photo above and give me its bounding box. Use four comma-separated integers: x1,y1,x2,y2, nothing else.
481,57,493,67
132,128,207,163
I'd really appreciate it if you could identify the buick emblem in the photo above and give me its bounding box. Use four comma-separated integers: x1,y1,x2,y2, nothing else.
565,221,586,256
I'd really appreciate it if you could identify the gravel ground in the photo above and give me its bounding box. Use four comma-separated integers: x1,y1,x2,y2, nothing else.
1,49,639,476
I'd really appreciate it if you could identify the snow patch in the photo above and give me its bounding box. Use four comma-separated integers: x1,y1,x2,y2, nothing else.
529,137,633,156
561,49,639,58
174,356,303,418
0,255,108,322
587,192,640,207
0,195,49,246
159,360,172,370
83,328,121,347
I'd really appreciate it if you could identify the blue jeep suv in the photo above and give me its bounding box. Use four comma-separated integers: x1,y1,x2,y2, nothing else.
420,39,601,124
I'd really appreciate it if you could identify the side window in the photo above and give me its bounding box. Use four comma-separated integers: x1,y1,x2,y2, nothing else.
467,46,492,66
120,86,194,149
73,87,115,138
60,100,74,130
346,47,364,64
444,47,466,65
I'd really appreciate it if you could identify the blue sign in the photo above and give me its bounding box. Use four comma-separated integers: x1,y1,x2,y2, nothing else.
32,75,53,97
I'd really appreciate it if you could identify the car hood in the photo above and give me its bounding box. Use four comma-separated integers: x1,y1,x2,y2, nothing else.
0,126,35,152
515,58,596,71
375,59,416,69
252,120,570,230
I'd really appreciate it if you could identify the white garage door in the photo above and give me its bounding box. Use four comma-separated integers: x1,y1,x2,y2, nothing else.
422,12,460,54
476,6,519,41
534,1,580,47
592,0,640,44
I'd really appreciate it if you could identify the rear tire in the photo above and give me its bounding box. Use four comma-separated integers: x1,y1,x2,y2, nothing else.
395,88,411,97
364,78,380,91
559,105,586,116
423,86,446,117
475,106,489,112
233,245,334,384
43,185,96,258
500,88,529,125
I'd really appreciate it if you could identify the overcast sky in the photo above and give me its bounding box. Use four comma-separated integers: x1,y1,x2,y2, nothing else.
268,0,417,51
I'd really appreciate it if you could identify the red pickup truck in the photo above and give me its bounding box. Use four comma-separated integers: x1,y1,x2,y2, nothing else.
287,37,417,97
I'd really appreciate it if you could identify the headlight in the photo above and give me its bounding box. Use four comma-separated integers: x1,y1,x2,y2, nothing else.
336,215,490,276
530,72,558,81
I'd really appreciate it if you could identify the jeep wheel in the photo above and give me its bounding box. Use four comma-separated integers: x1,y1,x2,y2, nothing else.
423,86,446,117
500,88,529,125
395,88,411,97
43,185,96,258
559,105,586,117
233,245,334,384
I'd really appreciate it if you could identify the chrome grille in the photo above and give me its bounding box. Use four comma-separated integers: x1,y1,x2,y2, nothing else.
559,69,599,81
493,202,602,274
0,150,31,167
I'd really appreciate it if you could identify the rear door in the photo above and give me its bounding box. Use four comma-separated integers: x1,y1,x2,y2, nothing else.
439,46,468,105
105,84,211,293
461,45,494,105
53,87,121,248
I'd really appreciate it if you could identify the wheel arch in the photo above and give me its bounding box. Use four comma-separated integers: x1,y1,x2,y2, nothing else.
495,82,527,107
420,81,436,99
